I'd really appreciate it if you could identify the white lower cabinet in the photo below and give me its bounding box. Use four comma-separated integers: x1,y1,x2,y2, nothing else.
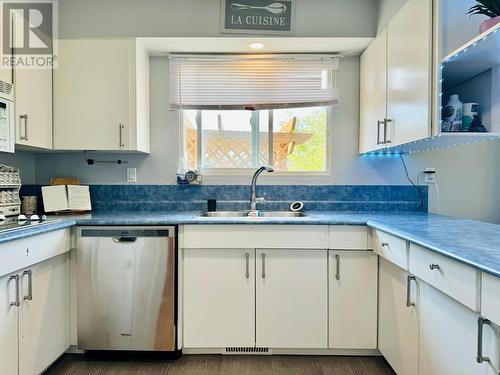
0,273,19,375
183,249,255,348
418,281,486,375
19,254,70,375
328,250,377,349
378,258,419,375
479,319,500,375
0,252,70,375
182,247,328,349
256,249,328,349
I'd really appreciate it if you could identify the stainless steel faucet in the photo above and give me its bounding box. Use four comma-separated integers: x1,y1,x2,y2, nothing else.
250,165,274,211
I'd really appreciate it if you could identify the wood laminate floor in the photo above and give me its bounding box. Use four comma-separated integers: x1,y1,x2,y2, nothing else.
45,354,396,375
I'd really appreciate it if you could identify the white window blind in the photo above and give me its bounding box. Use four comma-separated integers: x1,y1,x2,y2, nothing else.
169,54,340,110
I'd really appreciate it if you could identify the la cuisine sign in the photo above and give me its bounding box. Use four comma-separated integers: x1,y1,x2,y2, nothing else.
221,0,294,34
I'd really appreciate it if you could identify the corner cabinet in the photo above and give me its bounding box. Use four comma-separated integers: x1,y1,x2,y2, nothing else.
359,0,432,153
359,29,388,153
15,63,53,150
378,258,419,375
53,39,150,152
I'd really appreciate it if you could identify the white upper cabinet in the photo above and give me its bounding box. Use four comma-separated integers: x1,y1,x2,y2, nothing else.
359,29,387,153
359,0,433,153
54,39,150,152
386,0,432,147
15,67,53,149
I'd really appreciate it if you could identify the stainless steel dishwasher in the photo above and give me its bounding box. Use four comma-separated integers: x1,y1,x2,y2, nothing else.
76,226,176,352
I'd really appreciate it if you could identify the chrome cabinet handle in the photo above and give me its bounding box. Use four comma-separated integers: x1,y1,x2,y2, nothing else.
377,120,385,145
19,114,28,140
381,242,389,247
261,253,266,279
406,275,416,307
119,123,125,147
477,317,491,364
9,275,20,307
384,118,392,144
23,270,32,300
429,264,440,271
335,254,340,280
245,252,250,279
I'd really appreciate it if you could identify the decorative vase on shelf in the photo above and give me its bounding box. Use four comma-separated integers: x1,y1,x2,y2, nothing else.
480,15,500,33
442,94,463,132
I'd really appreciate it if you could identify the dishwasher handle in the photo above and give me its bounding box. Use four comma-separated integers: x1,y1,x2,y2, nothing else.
112,237,138,243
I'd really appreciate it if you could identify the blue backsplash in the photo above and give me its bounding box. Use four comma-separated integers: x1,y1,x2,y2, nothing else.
22,185,428,213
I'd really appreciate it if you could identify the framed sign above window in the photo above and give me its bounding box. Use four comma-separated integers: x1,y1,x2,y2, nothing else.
221,0,295,35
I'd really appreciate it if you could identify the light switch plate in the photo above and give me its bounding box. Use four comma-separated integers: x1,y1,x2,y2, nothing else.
127,168,137,183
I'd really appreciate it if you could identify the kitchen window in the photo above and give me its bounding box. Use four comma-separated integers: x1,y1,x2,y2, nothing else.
169,54,339,174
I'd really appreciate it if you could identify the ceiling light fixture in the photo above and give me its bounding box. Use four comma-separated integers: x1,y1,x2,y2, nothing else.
249,42,265,50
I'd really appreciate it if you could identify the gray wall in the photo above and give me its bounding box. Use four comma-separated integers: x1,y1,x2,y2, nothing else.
33,56,410,186
58,0,378,38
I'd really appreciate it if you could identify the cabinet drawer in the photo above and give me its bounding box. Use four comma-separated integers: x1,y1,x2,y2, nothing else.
481,272,500,325
409,244,480,311
372,229,409,270
329,226,370,250
182,225,329,249
0,229,71,277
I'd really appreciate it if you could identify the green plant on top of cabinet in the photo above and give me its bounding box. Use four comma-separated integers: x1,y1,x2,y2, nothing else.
359,0,432,153
15,67,53,149
54,39,150,152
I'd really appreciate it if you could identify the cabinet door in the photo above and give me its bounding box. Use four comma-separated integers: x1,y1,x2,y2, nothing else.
378,258,419,375
19,253,70,375
256,249,328,349
359,29,387,154
15,67,53,149
419,281,485,375
329,251,377,349
480,321,500,375
0,273,19,375
183,249,255,348
54,39,131,150
386,0,432,146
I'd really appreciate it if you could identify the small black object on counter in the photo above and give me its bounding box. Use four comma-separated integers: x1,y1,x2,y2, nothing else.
207,199,217,212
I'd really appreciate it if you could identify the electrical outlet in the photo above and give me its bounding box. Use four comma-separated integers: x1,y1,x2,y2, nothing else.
127,168,137,183
424,168,436,184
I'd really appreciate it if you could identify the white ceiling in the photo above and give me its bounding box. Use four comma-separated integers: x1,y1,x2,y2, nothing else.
138,37,373,56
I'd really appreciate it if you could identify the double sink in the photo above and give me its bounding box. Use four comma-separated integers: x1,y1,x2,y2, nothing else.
200,211,307,218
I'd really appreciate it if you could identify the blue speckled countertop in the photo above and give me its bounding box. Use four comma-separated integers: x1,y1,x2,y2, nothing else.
1,211,499,278
0,219,76,244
